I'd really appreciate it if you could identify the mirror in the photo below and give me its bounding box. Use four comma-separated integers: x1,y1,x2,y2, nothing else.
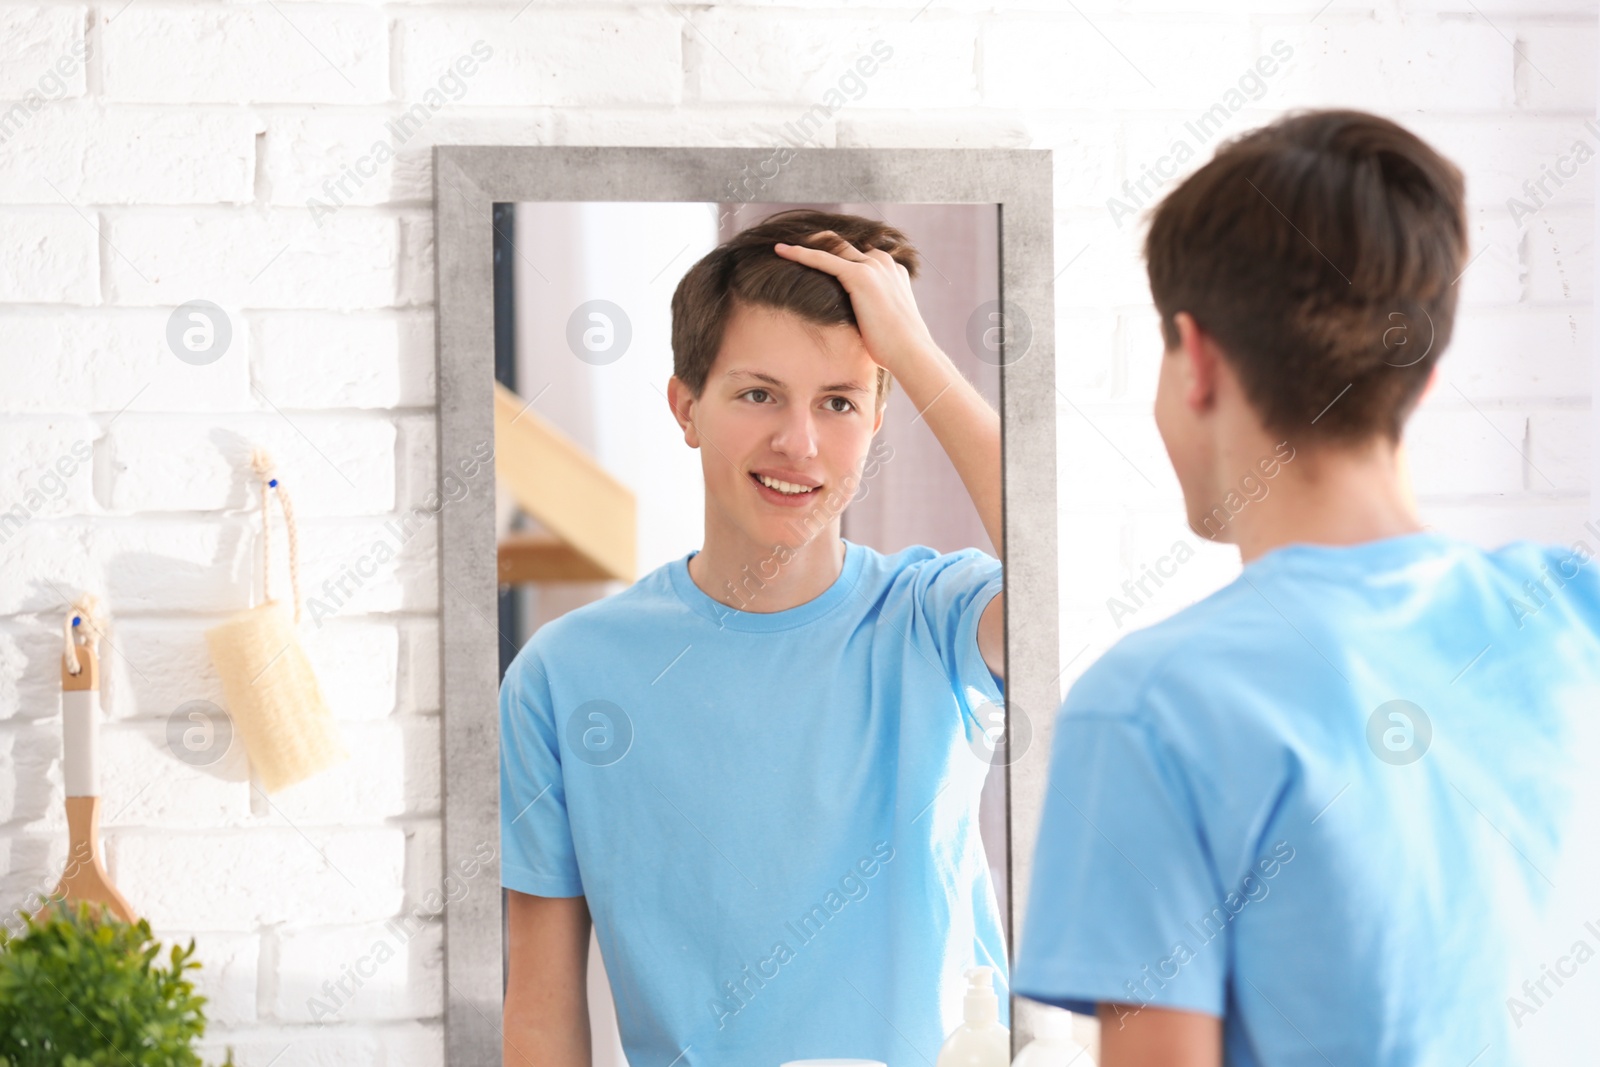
497,200,1004,1064
432,147,1058,1065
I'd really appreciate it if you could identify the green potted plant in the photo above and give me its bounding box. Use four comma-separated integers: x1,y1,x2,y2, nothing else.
0,900,235,1066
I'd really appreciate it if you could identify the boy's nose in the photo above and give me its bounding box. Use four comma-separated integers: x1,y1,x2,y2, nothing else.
771,409,819,459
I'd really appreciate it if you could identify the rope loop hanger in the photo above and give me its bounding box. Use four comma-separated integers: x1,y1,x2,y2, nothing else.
250,448,304,625
62,594,106,677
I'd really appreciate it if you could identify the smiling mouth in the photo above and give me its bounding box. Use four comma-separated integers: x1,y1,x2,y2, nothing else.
749,471,820,496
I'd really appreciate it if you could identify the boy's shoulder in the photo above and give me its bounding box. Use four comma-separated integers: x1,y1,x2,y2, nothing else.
1066,531,1600,723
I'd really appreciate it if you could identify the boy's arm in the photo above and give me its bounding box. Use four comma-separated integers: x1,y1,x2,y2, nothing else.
1097,1003,1223,1067
773,234,1005,678
504,890,593,1066
892,341,1005,682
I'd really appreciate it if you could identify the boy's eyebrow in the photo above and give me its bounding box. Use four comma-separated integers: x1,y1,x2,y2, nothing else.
724,369,869,395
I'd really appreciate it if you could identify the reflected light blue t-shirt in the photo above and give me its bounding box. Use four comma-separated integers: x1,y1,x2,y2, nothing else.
501,538,1008,1067
1016,531,1600,1067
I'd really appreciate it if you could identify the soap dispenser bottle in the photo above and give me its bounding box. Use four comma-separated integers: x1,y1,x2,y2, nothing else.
1011,1005,1095,1066
935,966,1010,1067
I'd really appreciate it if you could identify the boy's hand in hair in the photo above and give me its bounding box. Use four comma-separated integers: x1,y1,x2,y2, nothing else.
773,230,941,381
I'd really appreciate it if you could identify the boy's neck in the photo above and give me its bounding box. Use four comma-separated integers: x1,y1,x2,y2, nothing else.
1223,436,1426,566
687,522,848,614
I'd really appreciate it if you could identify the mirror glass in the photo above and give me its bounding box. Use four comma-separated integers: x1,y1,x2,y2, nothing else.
492,200,1007,1064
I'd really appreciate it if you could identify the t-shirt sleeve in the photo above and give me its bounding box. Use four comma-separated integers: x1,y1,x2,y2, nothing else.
499,645,585,898
1013,704,1227,1019
911,547,1004,706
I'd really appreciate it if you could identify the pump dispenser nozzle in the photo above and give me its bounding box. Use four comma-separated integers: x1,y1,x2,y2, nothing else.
963,966,999,1026
936,965,1009,1066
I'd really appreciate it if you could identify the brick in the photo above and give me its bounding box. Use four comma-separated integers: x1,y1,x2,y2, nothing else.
1515,21,1598,112
402,820,441,920
1441,305,1592,401
397,414,437,514
1054,214,1151,309
101,6,388,105
695,12,976,109
87,518,254,614
0,622,75,722
263,112,559,211
1271,19,1515,112
108,826,405,928
1527,409,1592,494
295,515,440,621
0,520,98,615
1056,400,1180,504
160,930,259,1026
101,415,397,515
302,620,401,721
1458,206,1526,306
264,718,439,824
1405,407,1531,495
273,918,442,1022
0,418,96,516
105,211,401,310
0,310,253,413
1000,117,1119,214
0,727,58,825
1407,115,1598,210
1120,309,1165,404
986,18,1253,111
838,111,1034,154
0,6,87,100
95,620,228,722
374,1023,446,1066
93,721,253,829
1523,208,1594,304
558,105,815,149
399,13,677,107
0,832,79,932
399,619,439,715
0,106,256,205
1055,311,1119,399
396,213,433,309
0,209,98,303
254,311,436,409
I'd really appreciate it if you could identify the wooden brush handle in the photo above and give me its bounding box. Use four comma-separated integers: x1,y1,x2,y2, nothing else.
61,642,100,797
49,640,137,924
47,796,137,925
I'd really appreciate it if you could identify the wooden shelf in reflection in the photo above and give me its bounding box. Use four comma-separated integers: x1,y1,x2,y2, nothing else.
493,381,637,585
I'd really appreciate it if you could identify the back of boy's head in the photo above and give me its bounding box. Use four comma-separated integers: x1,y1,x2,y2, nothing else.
671,208,921,410
1145,109,1468,445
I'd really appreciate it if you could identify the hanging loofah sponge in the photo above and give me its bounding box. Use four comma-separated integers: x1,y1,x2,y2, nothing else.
205,449,348,794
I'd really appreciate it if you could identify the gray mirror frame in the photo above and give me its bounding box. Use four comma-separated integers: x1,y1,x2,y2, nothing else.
431,144,1059,1064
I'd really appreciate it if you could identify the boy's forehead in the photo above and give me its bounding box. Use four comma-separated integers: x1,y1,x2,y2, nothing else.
714,304,874,390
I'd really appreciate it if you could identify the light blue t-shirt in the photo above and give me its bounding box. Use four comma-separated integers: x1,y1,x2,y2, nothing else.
501,538,1008,1066
1016,531,1600,1067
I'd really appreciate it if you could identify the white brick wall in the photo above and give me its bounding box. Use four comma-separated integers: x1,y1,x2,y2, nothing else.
0,2,1593,1064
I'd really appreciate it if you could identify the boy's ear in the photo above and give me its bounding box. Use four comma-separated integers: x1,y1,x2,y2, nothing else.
665,376,700,448
1174,311,1220,415
871,401,884,436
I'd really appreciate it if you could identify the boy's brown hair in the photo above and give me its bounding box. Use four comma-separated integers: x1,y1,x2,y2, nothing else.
1145,108,1468,443
671,208,921,410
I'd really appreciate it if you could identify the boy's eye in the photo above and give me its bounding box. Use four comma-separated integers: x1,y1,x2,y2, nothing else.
743,389,771,403
827,397,856,413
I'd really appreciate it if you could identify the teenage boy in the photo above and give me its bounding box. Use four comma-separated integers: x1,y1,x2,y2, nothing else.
501,209,1010,1066
1015,109,1600,1066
